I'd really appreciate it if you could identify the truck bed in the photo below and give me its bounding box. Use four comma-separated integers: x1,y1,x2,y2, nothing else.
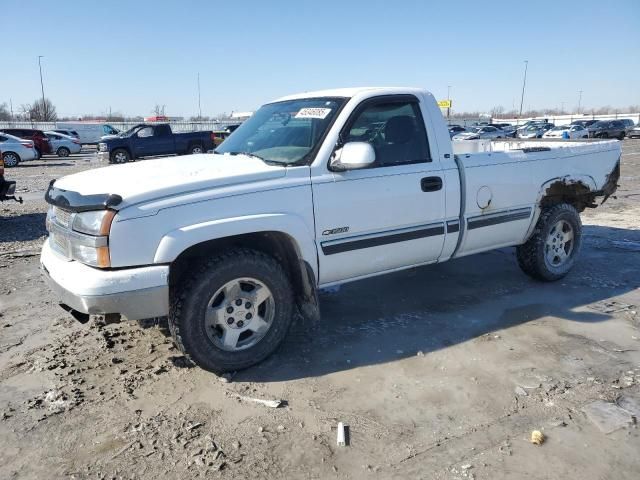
451,139,621,257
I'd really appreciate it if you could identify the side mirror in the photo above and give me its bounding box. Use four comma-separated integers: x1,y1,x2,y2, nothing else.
329,142,376,171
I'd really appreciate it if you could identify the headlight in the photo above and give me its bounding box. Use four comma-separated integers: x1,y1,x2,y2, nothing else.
98,143,108,152
48,207,115,268
72,210,115,236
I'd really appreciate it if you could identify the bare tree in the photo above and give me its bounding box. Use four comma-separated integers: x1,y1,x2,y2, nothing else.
29,98,57,121
0,103,11,121
490,105,505,117
152,104,166,116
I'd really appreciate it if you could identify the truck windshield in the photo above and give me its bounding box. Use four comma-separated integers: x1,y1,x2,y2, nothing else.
216,97,347,165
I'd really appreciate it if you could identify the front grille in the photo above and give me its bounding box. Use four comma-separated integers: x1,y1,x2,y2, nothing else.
54,207,73,229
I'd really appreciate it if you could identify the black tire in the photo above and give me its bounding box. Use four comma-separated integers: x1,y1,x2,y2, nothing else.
600,132,608,139
34,148,42,160
2,152,20,168
516,203,582,282
618,132,625,140
169,248,294,373
110,148,130,164
57,147,70,157
189,144,204,154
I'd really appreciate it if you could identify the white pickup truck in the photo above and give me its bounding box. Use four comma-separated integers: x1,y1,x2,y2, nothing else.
41,87,620,372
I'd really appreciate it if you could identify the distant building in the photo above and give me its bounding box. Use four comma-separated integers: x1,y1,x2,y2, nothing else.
230,111,253,120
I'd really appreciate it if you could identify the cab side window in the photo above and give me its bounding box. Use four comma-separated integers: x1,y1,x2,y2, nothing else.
137,127,154,138
344,99,430,167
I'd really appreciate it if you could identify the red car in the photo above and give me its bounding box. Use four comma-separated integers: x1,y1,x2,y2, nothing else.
0,128,52,159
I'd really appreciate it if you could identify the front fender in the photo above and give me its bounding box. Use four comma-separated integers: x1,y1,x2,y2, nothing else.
153,213,318,277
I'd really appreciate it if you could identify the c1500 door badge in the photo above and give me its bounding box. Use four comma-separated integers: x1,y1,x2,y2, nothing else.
322,227,349,236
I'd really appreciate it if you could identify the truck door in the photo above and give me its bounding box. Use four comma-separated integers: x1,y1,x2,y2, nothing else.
312,95,446,285
153,124,176,155
133,125,173,157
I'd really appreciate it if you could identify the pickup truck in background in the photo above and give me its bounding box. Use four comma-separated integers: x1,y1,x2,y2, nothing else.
97,123,216,163
42,87,620,373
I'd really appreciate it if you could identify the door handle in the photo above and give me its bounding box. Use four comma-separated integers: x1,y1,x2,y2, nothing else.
421,176,443,192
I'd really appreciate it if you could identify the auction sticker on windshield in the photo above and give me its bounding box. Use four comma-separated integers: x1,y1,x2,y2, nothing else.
295,108,332,119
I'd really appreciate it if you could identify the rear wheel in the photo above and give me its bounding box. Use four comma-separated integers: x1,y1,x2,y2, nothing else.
57,147,70,157
110,149,130,164
189,144,204,154
169,248,294,373
618,132,625,140
516,203,582,281
2,152,20,167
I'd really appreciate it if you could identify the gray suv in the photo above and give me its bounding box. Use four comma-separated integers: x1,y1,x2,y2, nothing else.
588,120,627,140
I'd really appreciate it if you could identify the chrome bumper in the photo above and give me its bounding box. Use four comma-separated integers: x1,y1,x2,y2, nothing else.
1,178,16,198
97,151,110,162
41,240,169,320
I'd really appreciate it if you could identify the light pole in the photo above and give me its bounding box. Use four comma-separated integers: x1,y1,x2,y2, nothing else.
577,90,583,114
518,60,528,125
447,85,451,121
38,56,46,120
197,72,202,121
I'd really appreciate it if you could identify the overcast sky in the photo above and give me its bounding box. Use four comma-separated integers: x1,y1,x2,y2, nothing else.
2,0,639,118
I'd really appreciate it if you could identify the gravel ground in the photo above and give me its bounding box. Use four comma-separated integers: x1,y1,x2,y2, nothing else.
1,142,639,479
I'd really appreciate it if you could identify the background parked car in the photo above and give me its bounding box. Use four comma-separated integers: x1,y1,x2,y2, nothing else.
542,124,589,139
497,125,518,138
52,129,80,139
0,128,52,159
588,120,626,139
45,132,82,157
518,123,554,139
627,124,640,138
55,122,121,144
453,126,504,140
448,125,467,138
619,119,635,129
570,119,599,128
225,124,241,133
0,133,38,167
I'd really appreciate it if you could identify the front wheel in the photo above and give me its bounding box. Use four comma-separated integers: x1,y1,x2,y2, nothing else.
57,147,70,157
2,152,20,167
34,148,42,160
169,249,294,373
516,203,582,281
110,149,130,164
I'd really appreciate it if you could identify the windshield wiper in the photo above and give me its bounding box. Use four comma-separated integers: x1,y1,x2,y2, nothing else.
226,151,283,166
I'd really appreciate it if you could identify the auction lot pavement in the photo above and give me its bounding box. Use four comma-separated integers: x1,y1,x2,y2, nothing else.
1,142,639,479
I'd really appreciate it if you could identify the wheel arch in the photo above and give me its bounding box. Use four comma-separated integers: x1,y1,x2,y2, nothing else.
111,146,132,160
156,216,319,317
2,150,21,163
535,174,598,213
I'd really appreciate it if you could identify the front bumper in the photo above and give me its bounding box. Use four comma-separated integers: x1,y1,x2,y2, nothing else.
41,239,169,320
97,151,110,162
1,177,16,199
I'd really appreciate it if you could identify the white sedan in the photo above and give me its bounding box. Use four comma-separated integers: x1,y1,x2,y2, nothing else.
453,126,504,140
543,124,589,139
0,132,38,167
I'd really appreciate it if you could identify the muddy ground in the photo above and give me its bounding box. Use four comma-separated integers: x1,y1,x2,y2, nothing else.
1,142,639,479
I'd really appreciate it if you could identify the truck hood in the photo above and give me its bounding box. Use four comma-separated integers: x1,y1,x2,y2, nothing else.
52,153,287,208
